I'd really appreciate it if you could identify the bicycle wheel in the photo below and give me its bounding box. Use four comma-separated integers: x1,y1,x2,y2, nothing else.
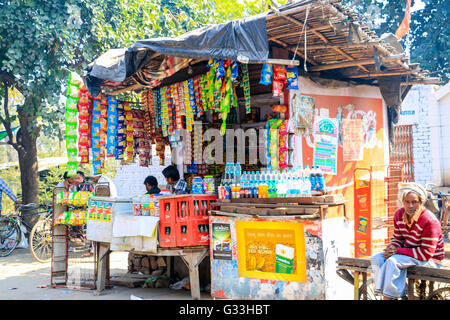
30,217,53,263
0,217,21,257
427,287,450,300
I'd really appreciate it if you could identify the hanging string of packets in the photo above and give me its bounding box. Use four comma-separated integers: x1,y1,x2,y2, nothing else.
146,59,248,139
116,102,125,160
107,96,118,158
91,97,102,175
78,85,91,164
65,71,83,177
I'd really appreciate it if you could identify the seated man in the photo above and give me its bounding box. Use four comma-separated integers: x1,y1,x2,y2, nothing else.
371,182,445,300
162,165,188,195
144,176,161,195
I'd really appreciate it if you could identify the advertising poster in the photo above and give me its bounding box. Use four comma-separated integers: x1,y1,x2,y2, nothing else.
313,117,339,175
354,178,372,257
342,118,364,161
235,221,306,282
211,223,232,260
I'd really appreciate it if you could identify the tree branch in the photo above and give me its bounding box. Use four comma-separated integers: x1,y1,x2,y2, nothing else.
0,71,23,93
1,80,21,151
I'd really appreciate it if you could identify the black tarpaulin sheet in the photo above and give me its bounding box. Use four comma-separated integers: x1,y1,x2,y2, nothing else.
83,14,269,97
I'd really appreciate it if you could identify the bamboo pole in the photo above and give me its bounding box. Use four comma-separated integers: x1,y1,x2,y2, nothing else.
347,71,418,78
278,11,370,73
290,42,379,50
309,55,405,72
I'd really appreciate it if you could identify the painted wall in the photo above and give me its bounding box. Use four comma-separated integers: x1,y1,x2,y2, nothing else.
290,77,388,220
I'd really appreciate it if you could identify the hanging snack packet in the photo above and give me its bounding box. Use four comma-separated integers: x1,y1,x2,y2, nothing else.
65,109,77,125
231,61,239,84
65,122,77,137
273,65,287,82
286,66,299,90
67,162,78,177
259,63,273,85
273,80,284,98
67,149,78,164
66,97,79,111
78,103,90,119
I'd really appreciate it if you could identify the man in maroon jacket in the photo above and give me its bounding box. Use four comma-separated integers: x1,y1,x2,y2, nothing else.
371,182,444,300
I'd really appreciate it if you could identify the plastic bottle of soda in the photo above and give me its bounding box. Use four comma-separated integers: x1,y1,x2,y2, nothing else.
307,165,316,192
316,166,326,194
240,171,248,198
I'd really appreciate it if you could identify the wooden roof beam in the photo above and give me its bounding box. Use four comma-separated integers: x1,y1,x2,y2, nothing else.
279,13,370,73
270,38,318,66
318,0,411,72
291,41,379,51
309,55,404,72
346,70,420,79
268,25,334,40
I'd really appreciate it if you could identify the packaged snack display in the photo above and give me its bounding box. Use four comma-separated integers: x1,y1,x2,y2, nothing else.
286,66,299,90
106,95,118,157
273,65,287,82
259,63,273,85
65,73,80,177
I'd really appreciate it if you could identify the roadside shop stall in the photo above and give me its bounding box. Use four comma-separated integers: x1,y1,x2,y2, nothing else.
59,0,438,299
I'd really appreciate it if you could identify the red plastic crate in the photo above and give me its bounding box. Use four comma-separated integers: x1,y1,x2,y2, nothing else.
158,198,177,224
189,219,210,246
159,195,217,224
158,195,216,247
159,222,177,247
175,197,192,223
191,198,214,222
175,219,210,247
175,221,191,246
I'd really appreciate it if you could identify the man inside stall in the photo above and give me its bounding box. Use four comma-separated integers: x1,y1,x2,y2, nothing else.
144,176,161,195
76,171,95,192
162,165,188,195
56,171,78,192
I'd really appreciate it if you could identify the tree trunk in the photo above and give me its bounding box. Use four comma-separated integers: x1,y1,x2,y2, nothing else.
16,108,40,228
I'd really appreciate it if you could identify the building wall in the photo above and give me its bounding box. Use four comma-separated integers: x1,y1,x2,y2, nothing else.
399,83,450,187
435,83,450,185
400,86,435,186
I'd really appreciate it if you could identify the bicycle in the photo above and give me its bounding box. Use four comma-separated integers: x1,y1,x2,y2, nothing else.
0,203,50,258
29,208,53,262
425,183,450,240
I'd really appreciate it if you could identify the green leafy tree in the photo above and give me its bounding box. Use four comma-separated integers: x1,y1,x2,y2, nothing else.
342,0,449,83
1,0,269,226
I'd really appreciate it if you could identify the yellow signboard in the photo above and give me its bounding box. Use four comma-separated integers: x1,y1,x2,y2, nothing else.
235,221,306,282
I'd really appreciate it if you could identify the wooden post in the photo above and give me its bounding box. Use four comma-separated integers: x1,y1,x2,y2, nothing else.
354,271,360,300
408,279,415,300
362,272,367,300
95,242,111,295
180,248,209,300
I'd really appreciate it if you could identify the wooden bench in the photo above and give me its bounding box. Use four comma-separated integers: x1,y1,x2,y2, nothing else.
337,251,450,300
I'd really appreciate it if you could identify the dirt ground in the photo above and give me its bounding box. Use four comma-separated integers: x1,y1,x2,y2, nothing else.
0,248,209,300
